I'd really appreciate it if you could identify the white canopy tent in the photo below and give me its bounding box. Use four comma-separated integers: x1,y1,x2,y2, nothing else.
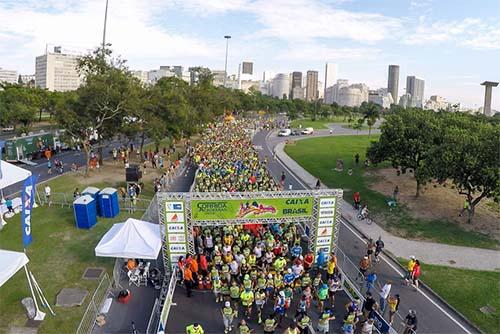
0,160,32,227
95,218,161,259
0,160,32,190
0,249,29,287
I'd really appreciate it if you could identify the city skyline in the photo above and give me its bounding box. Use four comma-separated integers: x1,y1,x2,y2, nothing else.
0,0,499,109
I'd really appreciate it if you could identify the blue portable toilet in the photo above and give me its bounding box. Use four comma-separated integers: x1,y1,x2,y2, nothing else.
73,195,97,229
99,187,119,218
82,186,101,216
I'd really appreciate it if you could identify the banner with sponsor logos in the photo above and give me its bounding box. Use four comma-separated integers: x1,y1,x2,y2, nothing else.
314,197,336,254
191,197,314,221
164,201,188,270
21,175,36,248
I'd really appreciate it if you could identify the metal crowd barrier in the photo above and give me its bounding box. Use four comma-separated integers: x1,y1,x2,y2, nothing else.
75,273,112,334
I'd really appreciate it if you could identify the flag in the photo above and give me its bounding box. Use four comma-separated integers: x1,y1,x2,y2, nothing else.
21,175,36,248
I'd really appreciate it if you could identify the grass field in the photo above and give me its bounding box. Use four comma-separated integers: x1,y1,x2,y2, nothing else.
398,259,500,333
0,205,142,334
290,116,362,130
285,135,499,249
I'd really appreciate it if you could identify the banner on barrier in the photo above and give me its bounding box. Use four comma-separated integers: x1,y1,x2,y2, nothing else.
191,197,314,221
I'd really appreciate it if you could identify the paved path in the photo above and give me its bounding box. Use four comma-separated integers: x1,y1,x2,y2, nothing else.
273,132,500,272
254,127,481,334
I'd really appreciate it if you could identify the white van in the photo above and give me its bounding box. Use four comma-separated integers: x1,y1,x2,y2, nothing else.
301,127,314,135
278,129,292,137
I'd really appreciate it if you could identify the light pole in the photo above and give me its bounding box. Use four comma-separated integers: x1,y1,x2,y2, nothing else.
223,35,231,88
102,0,109,52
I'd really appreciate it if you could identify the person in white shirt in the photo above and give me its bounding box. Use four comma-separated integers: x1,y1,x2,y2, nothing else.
379,280,392,313
44,185,52,207
254,244,263,259
361,318,374,334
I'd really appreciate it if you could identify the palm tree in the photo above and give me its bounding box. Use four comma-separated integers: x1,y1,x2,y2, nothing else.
361,101,381,136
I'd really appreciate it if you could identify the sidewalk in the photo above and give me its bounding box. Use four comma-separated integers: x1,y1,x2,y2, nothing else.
275,141,500,272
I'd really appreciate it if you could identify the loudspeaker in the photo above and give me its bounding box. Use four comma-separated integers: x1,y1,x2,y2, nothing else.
126,165,142,182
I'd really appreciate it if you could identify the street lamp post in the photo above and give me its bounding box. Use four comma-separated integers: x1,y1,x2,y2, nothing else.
102,0,109,52
223,35,231,88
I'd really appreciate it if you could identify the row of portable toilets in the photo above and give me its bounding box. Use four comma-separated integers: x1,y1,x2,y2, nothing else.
73,187,120,229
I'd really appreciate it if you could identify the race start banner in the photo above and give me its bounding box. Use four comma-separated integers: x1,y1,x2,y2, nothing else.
191,197,314,221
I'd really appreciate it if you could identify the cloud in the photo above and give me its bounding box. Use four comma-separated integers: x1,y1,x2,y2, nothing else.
405,17,500,49
247,0,402,43
0,0,221,72
170,0,249,15
273,44,381,61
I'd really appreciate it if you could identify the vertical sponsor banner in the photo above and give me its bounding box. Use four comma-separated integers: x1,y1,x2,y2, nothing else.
314,197,336,255
164,200,187,270
21,175,36,248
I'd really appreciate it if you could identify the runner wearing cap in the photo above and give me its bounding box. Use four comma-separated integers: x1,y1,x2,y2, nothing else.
221,301,236,333
405,256,416,286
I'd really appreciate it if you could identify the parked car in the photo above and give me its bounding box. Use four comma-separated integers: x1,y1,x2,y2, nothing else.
301,127,314,135
278,129,292,137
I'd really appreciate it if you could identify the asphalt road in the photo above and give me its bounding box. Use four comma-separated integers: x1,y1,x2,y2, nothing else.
253,126,479,334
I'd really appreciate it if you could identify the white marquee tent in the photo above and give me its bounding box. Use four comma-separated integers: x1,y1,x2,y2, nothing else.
95,218,161,260
0,249,29,287
0,160,32,190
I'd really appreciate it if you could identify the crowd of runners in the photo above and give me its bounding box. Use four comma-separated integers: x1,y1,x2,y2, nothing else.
180,119,419,334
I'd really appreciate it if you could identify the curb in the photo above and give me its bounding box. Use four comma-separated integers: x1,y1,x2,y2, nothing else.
274,136,483,334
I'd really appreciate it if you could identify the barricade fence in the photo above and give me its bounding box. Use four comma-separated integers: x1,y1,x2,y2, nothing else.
76,272,112,334
35,189,151,213
335,246,405,334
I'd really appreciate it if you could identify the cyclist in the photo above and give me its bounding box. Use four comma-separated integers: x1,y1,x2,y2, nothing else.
358,204,369,220
374,236,385,263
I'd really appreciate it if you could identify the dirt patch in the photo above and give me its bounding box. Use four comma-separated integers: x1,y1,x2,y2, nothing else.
368,168,500,240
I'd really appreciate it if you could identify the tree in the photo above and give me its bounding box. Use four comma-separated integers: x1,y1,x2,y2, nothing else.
367,109,439,197
54,47,138,176
430,114,500,223
360,101,381,136
0,83,40,133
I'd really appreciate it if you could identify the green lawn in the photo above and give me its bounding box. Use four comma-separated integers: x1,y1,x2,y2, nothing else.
399,260,500,333
0,205,142,334
290,116,363,130
285,135,499,249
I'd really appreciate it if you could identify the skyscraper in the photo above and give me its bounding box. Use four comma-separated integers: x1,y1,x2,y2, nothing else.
306,70,319,102
324,62,338,97
291,72,302,89
241,61,253,75
271,73,290,99
387,65,399,104
406,76,425,107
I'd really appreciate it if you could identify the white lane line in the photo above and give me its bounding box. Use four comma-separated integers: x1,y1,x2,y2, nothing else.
340,219,473,334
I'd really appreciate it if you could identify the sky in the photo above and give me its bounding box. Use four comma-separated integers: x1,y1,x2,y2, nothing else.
0,0,499,109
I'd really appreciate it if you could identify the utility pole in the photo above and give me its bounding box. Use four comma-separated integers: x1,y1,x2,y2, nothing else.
223,35,231,88
102,0,109,52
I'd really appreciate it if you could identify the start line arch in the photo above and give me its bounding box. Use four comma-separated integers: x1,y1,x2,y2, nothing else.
158,189,343,272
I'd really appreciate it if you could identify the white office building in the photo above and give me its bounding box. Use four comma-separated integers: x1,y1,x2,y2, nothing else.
291,86,305,100
35,46,81,91
369,88,394,109
0,68,18,84
271,73,290,99
424,95,450,111
148,68,176,84
131,70,149,84
211,70,226,87
333,80,369,107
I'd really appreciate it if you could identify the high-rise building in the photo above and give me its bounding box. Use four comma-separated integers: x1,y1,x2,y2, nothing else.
324,62,338,97
271,73,290,99
242,61,253,75
331,79,349,104
387,65,399,104
291,87,305,100
35,46,80,91
19,74,36,87
262,71,274,82
338,83,369,107
424,95,450,111
406,76,425,107
0,67,18,84
305,70,319,102
291,72,302,89
212,70,226,87
148,68,175,84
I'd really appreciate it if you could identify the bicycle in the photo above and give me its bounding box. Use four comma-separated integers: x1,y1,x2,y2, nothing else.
357,212,373,225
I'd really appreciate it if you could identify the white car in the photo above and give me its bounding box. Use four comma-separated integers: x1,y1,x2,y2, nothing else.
301,127,314,135
278,129,292,137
